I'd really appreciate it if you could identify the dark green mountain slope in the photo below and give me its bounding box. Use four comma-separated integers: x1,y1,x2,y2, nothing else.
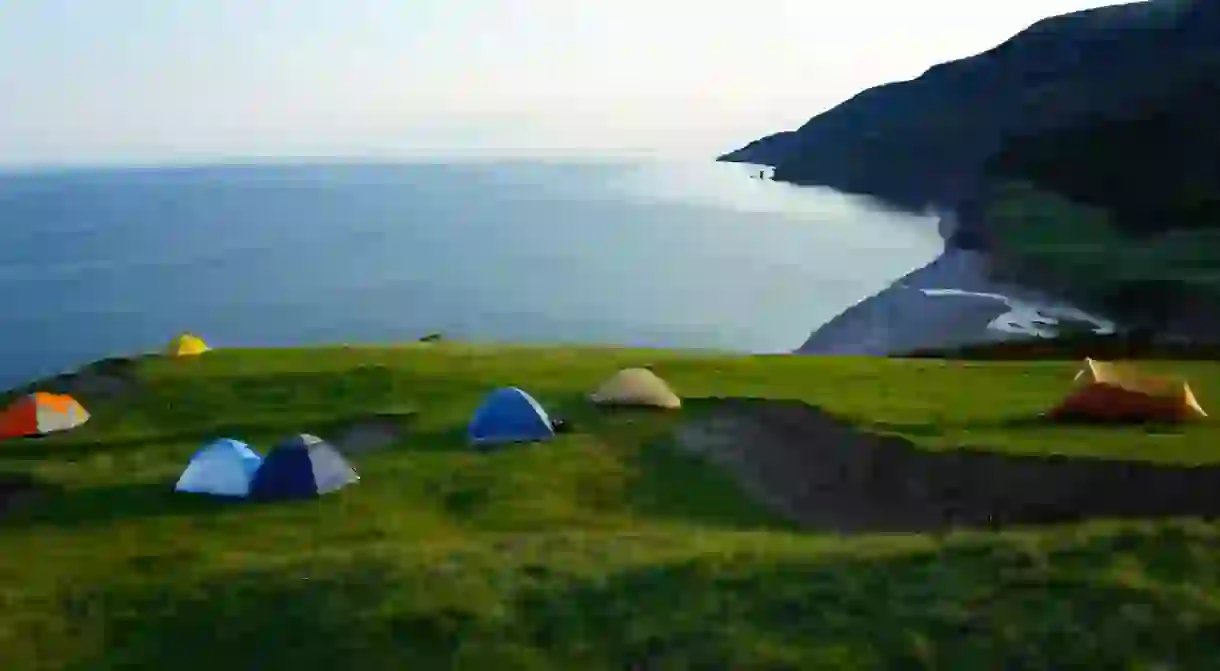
721,0,1218,210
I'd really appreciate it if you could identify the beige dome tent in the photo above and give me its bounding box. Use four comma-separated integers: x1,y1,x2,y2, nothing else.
1046,357,1206,423
590,368,681,409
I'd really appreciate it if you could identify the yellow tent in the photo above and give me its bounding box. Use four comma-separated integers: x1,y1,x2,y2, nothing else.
166,332,210,357
590,368,681,409
1046,357,1206,423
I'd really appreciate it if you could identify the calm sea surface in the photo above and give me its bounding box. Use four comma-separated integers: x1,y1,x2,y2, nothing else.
0,160,942,388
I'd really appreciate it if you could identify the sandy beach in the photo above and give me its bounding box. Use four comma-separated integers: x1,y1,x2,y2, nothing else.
797,244,1117,356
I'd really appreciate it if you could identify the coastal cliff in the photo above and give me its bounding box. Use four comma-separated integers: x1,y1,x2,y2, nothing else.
735,0,1220,352
721,0,1217,210
980,69,1220,337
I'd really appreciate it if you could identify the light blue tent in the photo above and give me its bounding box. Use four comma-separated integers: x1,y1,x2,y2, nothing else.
175,438,263,497
249,433,359,501
468,387,555,446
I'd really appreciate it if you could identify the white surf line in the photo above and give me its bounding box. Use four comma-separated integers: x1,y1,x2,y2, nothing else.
919,288,1117,338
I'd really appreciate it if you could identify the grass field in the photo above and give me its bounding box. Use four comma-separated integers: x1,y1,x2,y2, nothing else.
984,180,1220,301
4,344,1220,669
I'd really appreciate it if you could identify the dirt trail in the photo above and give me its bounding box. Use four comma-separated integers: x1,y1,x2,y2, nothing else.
675,398,1220,532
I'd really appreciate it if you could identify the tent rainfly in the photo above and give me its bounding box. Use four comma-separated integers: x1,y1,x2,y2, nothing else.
0,392,90,439
1046,357,1207,423
175,439,264,497
249,433,359,500
166,333,210,357
468,387,555,446
589,368,681,409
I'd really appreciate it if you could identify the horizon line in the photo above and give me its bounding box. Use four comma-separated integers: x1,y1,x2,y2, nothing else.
0,147,732,175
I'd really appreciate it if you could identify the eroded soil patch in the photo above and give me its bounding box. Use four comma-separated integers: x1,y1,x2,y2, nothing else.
675,398,1220,532
333,414,410,455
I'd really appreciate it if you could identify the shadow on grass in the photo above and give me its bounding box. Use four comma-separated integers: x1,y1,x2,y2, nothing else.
2,480,252,530
0,410,422,462
543,391,607,425
66,562,477,670
511,525,1220,669
0,470,62,517
386,423,475,453
62,525,1220,669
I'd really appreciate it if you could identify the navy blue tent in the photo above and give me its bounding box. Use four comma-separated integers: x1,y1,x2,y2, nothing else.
468,387,555,446
249,433,359,500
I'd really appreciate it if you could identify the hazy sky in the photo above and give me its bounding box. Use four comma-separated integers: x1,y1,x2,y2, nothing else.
0,0,1129,166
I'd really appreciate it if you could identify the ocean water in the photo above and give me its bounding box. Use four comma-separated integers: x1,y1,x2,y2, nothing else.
0,160,942,388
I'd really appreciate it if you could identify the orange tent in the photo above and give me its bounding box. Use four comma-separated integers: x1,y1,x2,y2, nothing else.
0,392,91,439
1046,358,1207,423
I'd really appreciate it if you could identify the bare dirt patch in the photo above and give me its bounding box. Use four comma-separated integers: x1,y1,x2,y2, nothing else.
674,398,1220,532
333,415,410,455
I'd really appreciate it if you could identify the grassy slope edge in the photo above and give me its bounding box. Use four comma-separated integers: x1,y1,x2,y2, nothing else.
3,344,1220,670
979,180,1220,327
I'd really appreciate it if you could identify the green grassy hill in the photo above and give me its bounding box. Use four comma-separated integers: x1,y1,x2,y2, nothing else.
4,344,1220,669
980,177,1220,330
978,59,1220,332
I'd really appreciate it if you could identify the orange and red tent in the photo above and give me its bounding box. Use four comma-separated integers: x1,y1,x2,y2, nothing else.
1046,358,1207,424
0,392,90,439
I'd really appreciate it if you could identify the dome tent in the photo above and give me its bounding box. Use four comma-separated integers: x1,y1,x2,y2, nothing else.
468,387,555,446
249,434,359,500
166,332,210,357
175,439,264,497
590,368,681,409
0,392,90,439
1046,357,1207,423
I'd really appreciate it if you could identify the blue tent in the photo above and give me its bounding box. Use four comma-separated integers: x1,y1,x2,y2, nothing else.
175,438,263,497
248,433,359,500
468,387,555,446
